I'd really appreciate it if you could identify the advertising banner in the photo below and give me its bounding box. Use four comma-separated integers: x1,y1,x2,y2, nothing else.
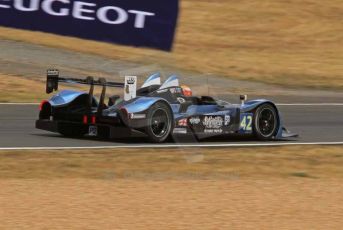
0,0,179,51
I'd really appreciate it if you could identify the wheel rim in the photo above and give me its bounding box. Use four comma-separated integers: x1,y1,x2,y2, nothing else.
257,107,277,137
150,109,170,138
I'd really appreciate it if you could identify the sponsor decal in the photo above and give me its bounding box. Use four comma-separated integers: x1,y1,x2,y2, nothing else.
107,112,118,117
176,97,186,104
170,88,182,94
173,127,187,134
202,116,223,129
47,69,59,76
189,117,201,125
204,129,223,134
224,115,231,126
124,76,136,101
0,0,179,51
126,77,136,85
178,118,187,127
156,89,168,94
129,113,146,119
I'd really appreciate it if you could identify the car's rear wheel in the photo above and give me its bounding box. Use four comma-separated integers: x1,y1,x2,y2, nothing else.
253,104,279,140
145,102,173,143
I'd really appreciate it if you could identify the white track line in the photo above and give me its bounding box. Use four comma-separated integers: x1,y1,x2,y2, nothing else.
277,103,343,106
0,103,39,105
1,103,343,106
0,142,342,150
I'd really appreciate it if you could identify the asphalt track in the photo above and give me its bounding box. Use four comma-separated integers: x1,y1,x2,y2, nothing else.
0,103,342,149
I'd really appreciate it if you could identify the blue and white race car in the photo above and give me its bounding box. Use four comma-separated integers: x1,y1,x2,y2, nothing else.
36,69,297,142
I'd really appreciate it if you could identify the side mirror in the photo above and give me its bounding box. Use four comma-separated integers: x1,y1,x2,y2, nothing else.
240,95,247,106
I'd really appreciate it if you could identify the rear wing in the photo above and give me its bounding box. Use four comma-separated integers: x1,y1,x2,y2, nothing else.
46,69,136,114
46,69,124,94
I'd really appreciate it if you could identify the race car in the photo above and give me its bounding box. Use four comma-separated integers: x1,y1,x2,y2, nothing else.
36,69,297,143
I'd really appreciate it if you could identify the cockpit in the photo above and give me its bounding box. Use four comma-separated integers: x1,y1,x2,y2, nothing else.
109,73,220,108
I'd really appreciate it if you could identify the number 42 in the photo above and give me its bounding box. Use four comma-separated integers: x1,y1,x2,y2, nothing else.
240,114,253,132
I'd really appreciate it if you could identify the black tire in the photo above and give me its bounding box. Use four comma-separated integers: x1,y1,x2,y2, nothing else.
145,102,173,143
253,104,279,140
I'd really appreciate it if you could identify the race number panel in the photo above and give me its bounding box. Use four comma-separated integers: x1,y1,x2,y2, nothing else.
240,113,253,134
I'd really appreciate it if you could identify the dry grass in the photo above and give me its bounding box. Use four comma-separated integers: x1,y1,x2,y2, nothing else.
1,146,342,179
1,146,343,229
0,74,46,102
0,74,99,102
0,0,342,89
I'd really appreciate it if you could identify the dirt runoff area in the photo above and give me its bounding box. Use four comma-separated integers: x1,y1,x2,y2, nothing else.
0,146,343,229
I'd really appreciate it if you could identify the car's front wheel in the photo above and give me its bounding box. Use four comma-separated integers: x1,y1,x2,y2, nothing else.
253,103,279,140
145,102,173,143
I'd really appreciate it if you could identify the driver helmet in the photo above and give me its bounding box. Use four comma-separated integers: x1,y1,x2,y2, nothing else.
181,85,192,97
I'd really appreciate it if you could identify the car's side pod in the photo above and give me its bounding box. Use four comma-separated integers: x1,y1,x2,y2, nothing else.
123,97,172,114
120,97,174,129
